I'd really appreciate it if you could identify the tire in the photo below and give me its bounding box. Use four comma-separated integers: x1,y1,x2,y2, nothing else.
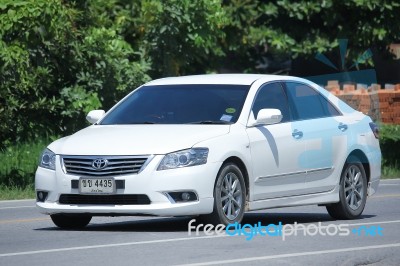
50,214,92,229
326,157,368,220
201,163,246,225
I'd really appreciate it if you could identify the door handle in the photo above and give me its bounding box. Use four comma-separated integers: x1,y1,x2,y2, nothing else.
292,129,303,139
338,123,348,132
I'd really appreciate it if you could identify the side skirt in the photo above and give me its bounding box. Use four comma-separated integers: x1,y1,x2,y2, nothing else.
248,185,339,211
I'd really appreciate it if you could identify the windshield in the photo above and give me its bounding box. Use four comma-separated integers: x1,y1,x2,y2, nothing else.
100,84,250,125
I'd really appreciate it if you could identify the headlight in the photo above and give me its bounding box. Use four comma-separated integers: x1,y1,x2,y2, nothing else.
39,149,56,170
157,148,209,170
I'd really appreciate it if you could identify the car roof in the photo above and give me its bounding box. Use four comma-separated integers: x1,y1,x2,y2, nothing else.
145,74,298,86
143,74,358,115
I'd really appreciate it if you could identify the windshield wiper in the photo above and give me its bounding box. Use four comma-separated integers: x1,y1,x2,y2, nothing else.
188,121,232,125
127,121,156,124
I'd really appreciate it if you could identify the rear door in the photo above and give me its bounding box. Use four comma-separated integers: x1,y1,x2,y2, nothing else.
284,82,349,193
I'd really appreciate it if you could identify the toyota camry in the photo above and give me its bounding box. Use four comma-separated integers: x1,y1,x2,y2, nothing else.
35,74,381,228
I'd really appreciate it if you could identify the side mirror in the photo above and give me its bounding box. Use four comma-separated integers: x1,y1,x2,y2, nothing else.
86,110,105,124
253,108,282,126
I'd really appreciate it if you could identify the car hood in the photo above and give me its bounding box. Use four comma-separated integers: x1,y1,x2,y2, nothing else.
49,125,230,155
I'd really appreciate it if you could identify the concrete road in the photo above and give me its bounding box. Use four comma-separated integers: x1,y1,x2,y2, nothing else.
1,179,399,266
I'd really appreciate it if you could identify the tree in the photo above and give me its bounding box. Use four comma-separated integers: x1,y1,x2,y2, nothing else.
138,0,228,77
0,0,149,147
220,0,400,73
2,0,400,148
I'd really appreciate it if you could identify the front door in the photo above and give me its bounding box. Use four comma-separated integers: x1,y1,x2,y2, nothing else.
246,82,308,200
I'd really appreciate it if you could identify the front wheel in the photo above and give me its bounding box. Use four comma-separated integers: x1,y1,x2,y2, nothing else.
50,214,92,229
327,157,367,219
201,163,246,225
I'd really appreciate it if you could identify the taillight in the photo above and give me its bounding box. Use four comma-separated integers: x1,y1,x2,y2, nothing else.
369,122,379,139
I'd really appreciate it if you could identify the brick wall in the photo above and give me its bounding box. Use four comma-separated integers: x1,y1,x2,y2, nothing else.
323,81,400,124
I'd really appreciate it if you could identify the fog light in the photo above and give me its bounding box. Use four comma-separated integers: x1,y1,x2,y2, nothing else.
36,191,48,202
164,191,198,203
181,192,191,201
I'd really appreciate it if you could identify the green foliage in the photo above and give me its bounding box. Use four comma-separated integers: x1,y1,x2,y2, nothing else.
1,0,400,149
139,0,228,76
0,184,35,200
0,0,75,146
0,137,52,187
0,122,399,191
270,0,400,56
382,164,400,179
0,0,149,147
380,124,400,142
61,25,150,131
380,124,400,168
221,0,400,71
0,135,398,194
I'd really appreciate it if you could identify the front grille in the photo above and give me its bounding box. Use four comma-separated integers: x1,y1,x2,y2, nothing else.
62,155,150,177
59,194,151,205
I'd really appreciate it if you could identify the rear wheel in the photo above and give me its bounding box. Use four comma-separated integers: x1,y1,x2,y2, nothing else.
50,214,92,229
201,163,246,225
327,157,367,219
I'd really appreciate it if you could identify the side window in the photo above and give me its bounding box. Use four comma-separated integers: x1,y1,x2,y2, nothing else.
285,82,340,120
320,96,341,117
252,82,290,123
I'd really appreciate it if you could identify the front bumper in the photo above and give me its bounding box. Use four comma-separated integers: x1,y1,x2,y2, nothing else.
35,155,220,216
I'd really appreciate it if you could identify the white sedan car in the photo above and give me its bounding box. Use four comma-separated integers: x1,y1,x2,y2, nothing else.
35,74,381,228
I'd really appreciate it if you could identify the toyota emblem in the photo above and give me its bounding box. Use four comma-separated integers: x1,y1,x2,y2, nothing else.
92,158,108,170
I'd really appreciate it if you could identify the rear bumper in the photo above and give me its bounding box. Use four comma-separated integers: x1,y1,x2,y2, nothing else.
366,148,381,196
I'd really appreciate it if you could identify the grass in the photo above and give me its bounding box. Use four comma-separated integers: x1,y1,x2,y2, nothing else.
382,164,400,179
0,184,35,200
0,138,51,190
0,137,398,200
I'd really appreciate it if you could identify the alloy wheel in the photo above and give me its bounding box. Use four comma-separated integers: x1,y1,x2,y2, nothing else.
220,172,243,220
344,165,364,210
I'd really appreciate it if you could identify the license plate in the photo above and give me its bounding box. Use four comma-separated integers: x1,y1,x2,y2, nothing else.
79,178,115,194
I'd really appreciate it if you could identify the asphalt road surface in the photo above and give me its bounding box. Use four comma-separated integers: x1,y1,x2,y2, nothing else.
1,179,399,266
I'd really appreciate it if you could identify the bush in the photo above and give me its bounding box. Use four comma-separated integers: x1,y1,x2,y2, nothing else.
380,124,400,168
